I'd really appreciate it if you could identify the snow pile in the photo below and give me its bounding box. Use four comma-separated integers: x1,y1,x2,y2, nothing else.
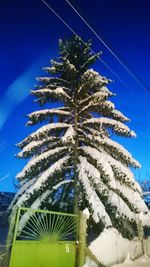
87,227,146,266
111,255,150,267
83,258,98,267
144,237,150,256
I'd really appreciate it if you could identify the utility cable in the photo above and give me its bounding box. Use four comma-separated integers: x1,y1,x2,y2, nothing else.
65,0,150,93
41,0,131,90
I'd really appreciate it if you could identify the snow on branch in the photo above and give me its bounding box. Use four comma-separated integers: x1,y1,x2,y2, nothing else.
31,87,72,102
106,154,142,192
28,109,70,118
16,156,70,206
96,101,130,122
17,123,70,148
61,126,75,144
31,179,73,210
78,156,112,226
79,90,108,106
88,134,140,168
37,76,70,86
16,146,69,180
18,179,74,232
83,125,109,138
106,190,135,221
97,136,140,167
81,128,140,168
27,109,71,125
100,100,115,110
114,180,148,213
80,146,114,183
83,147,144,213
83,118,136,137
39,58,77,77
80,145,141,192
111,109,130,122
78,157,141,222
9,178,37,210
81,69,111,86
17,137,60,158
139,212,150,227
79,156,101,185
81,53,101,70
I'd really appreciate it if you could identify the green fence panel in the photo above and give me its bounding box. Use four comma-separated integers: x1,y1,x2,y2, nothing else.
8,207,78,267
9,241,76,267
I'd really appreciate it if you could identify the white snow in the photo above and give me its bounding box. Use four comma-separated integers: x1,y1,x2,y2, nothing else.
82,132,140,168
115,180,148,215
83,118,136,137
17,146,68,180
16,156,70,206
82,69,110,85
31,87,71,100
19,122,70,147
29,155,70,192
84,231,150,267
99,136,140,167
112,109,130,122
87,227,149,267
18,180,73,232
17,137,58,157
139,212,150,227
28,108,70,119
79,91,108,106
9,178,36,209
81,146,115,182
79,147,149,223
78,156,112,226
101,100,115,110
61,126,75,144
37,75,70,85
111,255,150,267
83,208,90,219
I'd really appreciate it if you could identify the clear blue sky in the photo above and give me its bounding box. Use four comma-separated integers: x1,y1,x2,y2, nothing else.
0,0,150,192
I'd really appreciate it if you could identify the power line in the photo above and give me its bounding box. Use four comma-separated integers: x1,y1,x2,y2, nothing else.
65,0,150,93
0,174,10,183
41,0,131,90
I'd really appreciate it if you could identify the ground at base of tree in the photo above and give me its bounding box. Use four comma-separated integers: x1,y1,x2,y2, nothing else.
111,255,150,267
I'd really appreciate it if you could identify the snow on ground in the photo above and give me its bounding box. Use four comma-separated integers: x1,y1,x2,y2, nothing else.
89,228,139,266
111,255,150,267
86,227,150,266
84,254,150,267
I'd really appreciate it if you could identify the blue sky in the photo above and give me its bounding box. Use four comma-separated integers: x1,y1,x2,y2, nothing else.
0,0,150,192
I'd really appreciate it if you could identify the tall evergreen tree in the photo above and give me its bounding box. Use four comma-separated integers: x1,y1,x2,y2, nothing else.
11,36,149,238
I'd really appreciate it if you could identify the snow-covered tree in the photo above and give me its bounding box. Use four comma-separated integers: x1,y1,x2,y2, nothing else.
12,36,149,238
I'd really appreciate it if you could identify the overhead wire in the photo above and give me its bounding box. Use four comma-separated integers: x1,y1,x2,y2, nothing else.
41,0,150,215
0,174,10,183
65,0,150,93
41,0,131,90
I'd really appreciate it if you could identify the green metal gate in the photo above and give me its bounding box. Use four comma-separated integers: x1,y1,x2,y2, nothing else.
8,207,78,267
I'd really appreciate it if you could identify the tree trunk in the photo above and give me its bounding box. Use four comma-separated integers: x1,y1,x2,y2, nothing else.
73,98,79,215
78,211,87,267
